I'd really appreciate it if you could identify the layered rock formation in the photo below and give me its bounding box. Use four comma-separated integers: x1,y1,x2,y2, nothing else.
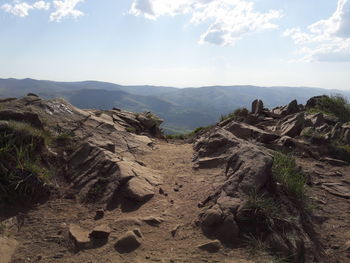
0,94,164,209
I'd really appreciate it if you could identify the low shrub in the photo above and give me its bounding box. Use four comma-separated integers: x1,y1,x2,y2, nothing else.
220,107,249,122
309,95,350,122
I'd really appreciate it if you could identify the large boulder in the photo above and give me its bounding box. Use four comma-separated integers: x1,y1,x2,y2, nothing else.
280,113,305,137
251,99,264,115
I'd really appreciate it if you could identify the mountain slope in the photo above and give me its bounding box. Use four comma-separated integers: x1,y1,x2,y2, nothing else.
1,78,349,133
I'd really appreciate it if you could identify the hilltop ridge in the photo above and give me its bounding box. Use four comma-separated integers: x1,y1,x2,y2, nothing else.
1,78,350,133
0,94,349,263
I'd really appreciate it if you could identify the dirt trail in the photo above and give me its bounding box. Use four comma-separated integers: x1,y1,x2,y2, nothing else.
6,140,254,263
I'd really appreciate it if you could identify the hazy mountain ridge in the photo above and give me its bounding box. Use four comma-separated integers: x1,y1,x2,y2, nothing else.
1,78,349,133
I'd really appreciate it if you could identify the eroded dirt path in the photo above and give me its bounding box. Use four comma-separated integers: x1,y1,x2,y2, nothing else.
7,140,254,263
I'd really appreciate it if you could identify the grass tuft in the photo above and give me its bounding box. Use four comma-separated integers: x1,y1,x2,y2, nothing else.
0,121,52,204
272,152,307,203
220,107,249,122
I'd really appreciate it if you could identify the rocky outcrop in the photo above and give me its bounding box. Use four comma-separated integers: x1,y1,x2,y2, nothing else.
194,127,308,260
0,95,163,209
272,99,300,117
192,96,350,261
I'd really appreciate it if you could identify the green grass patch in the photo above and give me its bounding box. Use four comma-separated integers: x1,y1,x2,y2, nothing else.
272,152,307,203
308,95,350,122
245,191,281,220
0,121,51,204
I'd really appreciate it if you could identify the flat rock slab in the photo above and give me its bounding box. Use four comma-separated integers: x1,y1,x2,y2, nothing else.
0,237,18,263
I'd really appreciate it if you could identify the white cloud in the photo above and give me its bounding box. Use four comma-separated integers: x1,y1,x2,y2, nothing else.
50,0,84,22
284,0,350,62
1,1,50,17
1,0,84,22
33,1,51,10
129,0,282,46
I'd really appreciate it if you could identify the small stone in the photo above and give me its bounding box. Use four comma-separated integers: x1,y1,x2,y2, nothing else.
89,224,111,239
69,224,91,249
197,240,221,252
53,254,64,259
115,231,141,253
173,187,179,192
94,209,105,220
142,216,164,226
159,187,165,195
171,225,180,237
132,228,143,238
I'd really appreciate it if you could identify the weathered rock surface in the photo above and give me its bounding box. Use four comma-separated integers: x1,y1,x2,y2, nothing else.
0,95,163,208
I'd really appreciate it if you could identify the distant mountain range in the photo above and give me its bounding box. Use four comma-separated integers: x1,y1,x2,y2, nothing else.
1,78,349,133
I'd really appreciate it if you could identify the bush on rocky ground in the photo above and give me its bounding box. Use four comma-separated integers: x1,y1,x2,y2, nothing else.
307,95,350,122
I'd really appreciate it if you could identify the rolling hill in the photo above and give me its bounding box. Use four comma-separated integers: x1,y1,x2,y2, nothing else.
1,78,349,133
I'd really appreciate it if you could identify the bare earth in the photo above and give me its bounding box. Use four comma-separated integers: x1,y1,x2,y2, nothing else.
5,141,254,263
3,140,350,263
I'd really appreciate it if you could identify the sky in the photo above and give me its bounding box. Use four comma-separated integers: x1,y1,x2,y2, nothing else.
0,0,350,90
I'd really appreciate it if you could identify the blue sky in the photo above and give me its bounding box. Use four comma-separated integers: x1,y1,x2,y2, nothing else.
0,0,350,90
